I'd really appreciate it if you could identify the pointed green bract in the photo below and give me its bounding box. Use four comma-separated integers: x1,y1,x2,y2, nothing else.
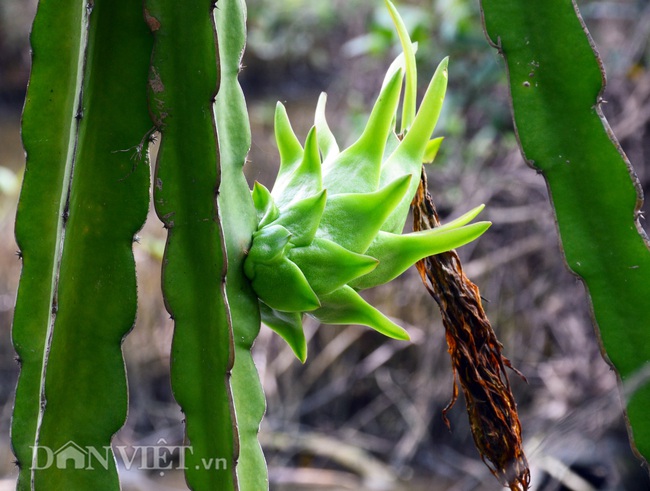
381,57,449,234
315,93,340,163
244,224,327,311
250,257,321,312
289,238,378,295
273,190,327,247
246,224,292,269
275,102,303,169
437,204,486,231
322,68,404,195
398,57,449,160
274,101,304,188
252,181,280,228
260,303,307,362
385,0,417,132
317,175,411,254
381,42,417,92
311,286,410,340
351,221,492,289
274,127,322,208
424,137,444,164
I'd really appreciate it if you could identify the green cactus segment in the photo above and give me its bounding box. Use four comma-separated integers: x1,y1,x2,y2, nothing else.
482,0,650,462
146,0,236,488
12,0,153,488
322,68,404,195
11,1,87,488
214,0,269,489
311,286,409,340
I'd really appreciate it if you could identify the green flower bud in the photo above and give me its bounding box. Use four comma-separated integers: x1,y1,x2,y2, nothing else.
242,2,491,361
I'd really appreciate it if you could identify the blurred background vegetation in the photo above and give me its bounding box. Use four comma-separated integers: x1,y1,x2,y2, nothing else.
2,0,650,489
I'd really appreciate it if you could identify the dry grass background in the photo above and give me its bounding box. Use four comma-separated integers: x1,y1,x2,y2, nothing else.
2,1,650,490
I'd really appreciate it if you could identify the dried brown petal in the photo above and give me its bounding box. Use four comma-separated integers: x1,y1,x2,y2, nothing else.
412,170,530,491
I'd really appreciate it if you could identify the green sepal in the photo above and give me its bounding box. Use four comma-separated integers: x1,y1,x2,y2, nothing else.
322,68,404,195
244,224,321,312
252,181,279,228
380,42,418,139
273,126,322,209
399,57,449,161
274,101,303,190
245,224,292,273
247,256,320,313
315,93,340,163
317,174,411,254
423,137,444,164
309,285,410,340
274,190,326,247
351,220,491,289
260,301,307,363
385,0,417,132
288,238,378,295
436,204,485,232
381,57,449,233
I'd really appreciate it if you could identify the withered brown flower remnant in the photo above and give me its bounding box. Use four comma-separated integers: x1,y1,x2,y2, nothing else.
412,170,530,490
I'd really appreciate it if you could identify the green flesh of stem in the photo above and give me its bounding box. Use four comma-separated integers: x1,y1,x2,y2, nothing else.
482,0,650,464
146,0,237,488
14,1,153,488
215,0,269,489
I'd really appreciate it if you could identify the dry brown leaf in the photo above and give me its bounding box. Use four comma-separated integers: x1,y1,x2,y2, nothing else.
412,169,530,491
